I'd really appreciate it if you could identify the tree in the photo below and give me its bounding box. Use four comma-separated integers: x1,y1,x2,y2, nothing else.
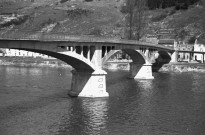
125,0,135,39
125,0,148,40
147,0,200,9
177,29,188,41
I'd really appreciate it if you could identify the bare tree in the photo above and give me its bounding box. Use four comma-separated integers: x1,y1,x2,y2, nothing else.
134,0,147,40
125,0,147,40
126,0,135,40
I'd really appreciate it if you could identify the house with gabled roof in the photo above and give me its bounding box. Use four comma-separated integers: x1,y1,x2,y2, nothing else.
194,35,205,62
158,39,176,47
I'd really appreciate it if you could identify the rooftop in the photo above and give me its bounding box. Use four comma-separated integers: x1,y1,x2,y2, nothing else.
158,39,175,45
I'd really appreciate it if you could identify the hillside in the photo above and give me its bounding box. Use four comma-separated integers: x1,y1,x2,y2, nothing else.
153,4,205,38
0,0,205,40
0,0,124,38
168,5,205,38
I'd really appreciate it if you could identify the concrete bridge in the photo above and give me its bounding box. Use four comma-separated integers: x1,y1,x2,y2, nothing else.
0,32,174,97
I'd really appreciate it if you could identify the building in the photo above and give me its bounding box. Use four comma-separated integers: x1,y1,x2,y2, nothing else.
156,28,176,40
157,28,177,48
0,49,5,56
193,37,205,62
177,43,194,62
143,34,159,44
2,49,51,59
158,39,177,48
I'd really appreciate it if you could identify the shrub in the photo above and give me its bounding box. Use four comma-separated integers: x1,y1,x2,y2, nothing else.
67,8,92,18
84,0,93,2
151,13,167,22
89,27,101,36
60,0,68,3
168,9,176,16
188,36,196,44
120,4,128,14
175,3,188,10
41,18,55,27
115,22,123,27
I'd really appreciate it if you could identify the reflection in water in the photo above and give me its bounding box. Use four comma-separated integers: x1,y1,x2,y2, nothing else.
56,98,108,135
135,80,156,135
1,67,205,135
136,79,154,97
81,98,108,135
191,73,203,93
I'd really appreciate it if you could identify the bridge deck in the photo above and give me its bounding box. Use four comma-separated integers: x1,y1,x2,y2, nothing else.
0,32,174,51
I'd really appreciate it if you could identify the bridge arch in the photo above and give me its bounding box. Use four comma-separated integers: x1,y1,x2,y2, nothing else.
152,50,172,72
0,40,98,72
101,48,154,79
10,48,96,72
102,49,146,65
156,51,172,61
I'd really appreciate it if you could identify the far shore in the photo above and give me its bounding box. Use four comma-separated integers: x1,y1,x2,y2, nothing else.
159,62,205,72
0,56,72,68
1,57,205,72
104,62,205,72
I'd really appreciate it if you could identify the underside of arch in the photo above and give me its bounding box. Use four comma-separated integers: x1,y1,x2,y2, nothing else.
122,49,146,64
12,48,96,72
152,51,172,72
102,50,119,64
102,49,146,65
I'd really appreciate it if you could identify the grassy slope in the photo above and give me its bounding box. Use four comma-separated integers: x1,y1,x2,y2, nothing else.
1,0,205,39
149,4,205,38
0,0,32,14
0,0,124,38
168,6,205,34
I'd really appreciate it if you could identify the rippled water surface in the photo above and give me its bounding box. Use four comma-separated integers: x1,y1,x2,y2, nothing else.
0,66,205,135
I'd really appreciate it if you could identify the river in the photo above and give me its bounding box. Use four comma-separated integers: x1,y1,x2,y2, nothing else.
0,66,205,135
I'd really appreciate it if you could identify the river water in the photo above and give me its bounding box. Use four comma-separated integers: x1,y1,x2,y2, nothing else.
0,66,205,135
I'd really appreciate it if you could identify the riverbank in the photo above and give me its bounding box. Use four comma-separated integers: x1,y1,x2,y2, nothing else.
103,62,130,70
104,62,205,73
1,57,205,72
159,63,205,72
0,57,72,68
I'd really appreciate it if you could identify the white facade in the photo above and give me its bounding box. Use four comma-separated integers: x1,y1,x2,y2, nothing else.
3,49,51,59
194,39,205,62
177,44,194,62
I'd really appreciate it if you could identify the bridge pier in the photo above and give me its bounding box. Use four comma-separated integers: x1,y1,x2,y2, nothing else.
68,69,109,97
171,51,178,63
129,63,154,79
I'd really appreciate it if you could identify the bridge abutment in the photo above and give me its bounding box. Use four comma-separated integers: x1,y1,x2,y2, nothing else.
129,63,154,79
68,69,109,97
